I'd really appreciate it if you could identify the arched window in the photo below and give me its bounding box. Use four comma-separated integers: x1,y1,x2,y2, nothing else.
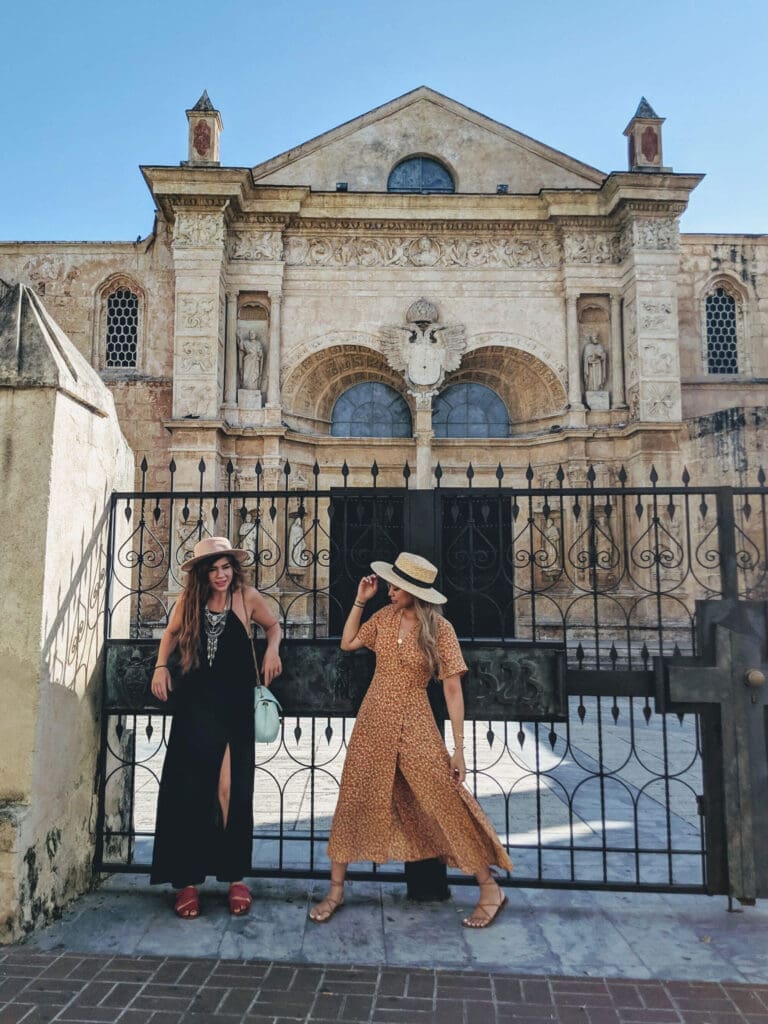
331,382,412,437
105,286,139,368
387,156,455,194
705,286,738,374
433,383,510,438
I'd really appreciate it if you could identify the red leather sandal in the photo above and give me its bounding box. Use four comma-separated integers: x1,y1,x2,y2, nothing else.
174,885,199,919
228,881,252,916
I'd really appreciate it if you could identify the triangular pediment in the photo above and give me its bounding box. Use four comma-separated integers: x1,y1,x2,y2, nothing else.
252,87,605,194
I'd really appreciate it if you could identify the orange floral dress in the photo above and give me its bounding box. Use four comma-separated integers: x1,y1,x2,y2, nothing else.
327,605,513,874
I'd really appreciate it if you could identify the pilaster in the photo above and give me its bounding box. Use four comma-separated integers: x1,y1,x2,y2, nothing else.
170,207,227,421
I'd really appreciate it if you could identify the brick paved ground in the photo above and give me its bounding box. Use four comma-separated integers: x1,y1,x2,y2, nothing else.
2,951,768,1024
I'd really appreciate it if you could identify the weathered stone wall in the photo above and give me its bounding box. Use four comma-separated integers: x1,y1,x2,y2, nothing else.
678,235,768,419
0,287,133,943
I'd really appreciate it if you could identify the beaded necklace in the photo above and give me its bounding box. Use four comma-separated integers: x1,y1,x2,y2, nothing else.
203,591,231,666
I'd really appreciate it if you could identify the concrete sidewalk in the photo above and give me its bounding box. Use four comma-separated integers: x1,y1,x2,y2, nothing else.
13,874,768,983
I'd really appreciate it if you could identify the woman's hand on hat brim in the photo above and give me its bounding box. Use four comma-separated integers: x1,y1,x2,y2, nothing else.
357,575,379,604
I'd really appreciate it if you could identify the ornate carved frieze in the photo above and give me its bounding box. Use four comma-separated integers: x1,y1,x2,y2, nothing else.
177,295,216,330
228,230,284,261
283,233,562,269
172,212,225,249
564,232,622,264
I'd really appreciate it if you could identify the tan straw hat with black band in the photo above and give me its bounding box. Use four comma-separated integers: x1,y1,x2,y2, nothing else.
181,536,248,572
370,552,446,605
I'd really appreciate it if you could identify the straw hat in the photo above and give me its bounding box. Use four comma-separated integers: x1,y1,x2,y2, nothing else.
370,552,446,604
180,536,248,572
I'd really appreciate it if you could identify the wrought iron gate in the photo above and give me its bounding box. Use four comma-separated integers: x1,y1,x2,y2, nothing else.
96,460,768,898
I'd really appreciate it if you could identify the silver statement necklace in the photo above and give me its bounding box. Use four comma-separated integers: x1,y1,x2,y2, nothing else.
203,592,231,666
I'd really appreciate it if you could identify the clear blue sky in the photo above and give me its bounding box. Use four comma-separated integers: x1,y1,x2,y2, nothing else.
3,0,767,241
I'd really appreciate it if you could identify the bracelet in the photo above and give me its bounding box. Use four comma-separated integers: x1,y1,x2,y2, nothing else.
353,601,365,608
153,664,168,671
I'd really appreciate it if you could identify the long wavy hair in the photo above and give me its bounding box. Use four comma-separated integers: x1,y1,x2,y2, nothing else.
411,597,443,678
177,555,245,673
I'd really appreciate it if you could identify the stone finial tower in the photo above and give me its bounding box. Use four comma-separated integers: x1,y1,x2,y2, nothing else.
186,90,222,166
624,97,667,172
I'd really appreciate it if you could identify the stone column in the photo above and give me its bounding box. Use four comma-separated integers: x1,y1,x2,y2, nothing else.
610,292,626,408
170,208,227,421
264,290,282,425
566,293,586,424
223,291,238,406
413,395,433,490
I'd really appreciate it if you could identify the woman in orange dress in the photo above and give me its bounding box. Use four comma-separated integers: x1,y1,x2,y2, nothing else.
310,552,512,928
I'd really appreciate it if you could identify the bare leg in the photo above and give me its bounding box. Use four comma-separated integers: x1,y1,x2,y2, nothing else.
463,868,507,929
309,860,347,922
218,745,251,912
218,744,231,828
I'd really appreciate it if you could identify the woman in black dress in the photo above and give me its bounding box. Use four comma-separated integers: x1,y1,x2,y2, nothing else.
150,537,282,918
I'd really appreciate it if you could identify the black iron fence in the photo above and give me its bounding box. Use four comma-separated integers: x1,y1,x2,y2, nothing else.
97,460,768,894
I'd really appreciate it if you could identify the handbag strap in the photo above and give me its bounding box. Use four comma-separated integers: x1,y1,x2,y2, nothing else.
249,630,264,690
240,588,263,689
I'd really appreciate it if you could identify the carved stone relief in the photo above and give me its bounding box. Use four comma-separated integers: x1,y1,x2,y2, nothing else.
172,213,225,249
174,379,218,418
283,233,561,269
228,231,283,261
378,298,466,401
641,340,678,377
621,217,679,254
640,382,681,422
639,299,675,335
177,296,216,330
564,233,622,264
471,332,567,386
179,338,216,375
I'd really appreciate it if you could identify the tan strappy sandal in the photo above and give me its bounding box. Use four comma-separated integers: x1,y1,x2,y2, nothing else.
462,878,508,929
308,879,345,923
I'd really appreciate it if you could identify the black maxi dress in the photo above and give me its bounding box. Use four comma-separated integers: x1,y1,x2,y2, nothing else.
150,607,256,887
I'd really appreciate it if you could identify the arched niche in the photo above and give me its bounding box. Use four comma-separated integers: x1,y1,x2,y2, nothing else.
282,344,411,434
441,346,567,426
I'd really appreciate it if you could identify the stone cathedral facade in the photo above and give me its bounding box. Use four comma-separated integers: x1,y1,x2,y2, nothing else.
1,88,766,490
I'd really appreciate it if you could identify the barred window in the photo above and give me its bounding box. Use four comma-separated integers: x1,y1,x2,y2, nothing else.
105,288,139,368
331,382,412,437
705,287,738,374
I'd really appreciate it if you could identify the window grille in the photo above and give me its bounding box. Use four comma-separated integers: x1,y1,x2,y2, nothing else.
705,287,738,374
387,157,455,194
106,288,139,368
331,382,412,437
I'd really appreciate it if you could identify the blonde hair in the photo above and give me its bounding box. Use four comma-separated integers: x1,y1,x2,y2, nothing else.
177,555,245,673
412,598,443,678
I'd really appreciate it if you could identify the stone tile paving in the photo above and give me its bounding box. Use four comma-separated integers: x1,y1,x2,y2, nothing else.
2,952,768,1024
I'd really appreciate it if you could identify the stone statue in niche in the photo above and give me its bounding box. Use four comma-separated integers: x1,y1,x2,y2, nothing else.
237,327,264,390
236,318,267,411
581,333,609,409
